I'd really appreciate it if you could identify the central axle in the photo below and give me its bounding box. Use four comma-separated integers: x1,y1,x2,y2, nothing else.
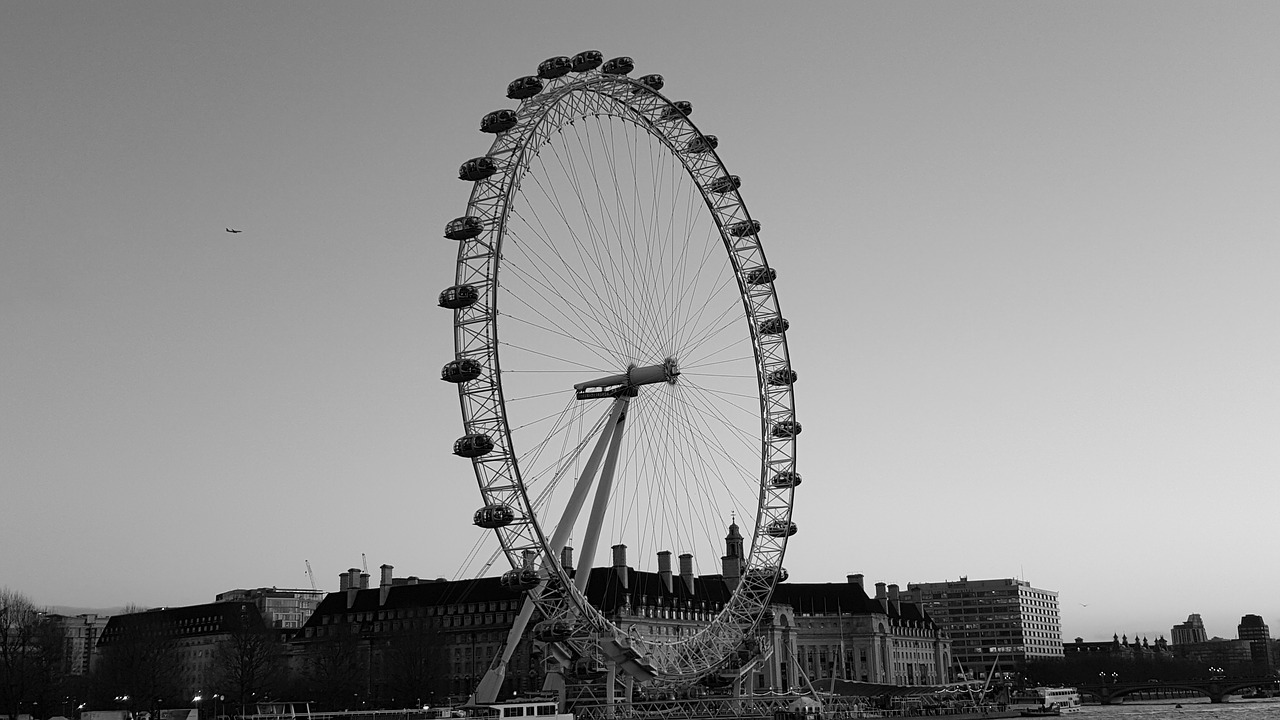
574,358,679,399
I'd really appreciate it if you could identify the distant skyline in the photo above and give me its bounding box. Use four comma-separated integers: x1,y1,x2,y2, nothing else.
3,1,1278,646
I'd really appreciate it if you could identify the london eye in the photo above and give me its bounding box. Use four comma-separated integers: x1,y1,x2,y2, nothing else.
439,50,800,686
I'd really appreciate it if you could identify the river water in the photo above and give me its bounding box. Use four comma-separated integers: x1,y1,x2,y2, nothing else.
1078,697,1280,719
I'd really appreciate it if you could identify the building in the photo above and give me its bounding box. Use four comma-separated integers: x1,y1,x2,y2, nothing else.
1171,613,1209,645
294,566,542,705
292,524,952,707
216,587,325,629
96,601,269,704
763,576,950,688
45,612,111,676
1064,634,1170,660
1169,638,1257,672
1237,614,1273,672
903,577,1062,677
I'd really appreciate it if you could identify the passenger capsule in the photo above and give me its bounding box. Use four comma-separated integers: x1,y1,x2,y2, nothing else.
444,216,485,240
638,74,664,91
662,101,693,120
764,520,798,538
570,50,603,72
533,619,575,642
744,267,776,285
453,433,495,458
438,284,480,309
441,359,483,384
458,157,498,182
685,135,719,154
708,175,741,194
501,568,541,592
770,419,802,438
758,317,789,335
770,470,802,488
601,56,634,75
473,503,515,529
537,56,573,79
480,109,519,134
506,75,544,100
767,368,797,386
745,566,789,583
726,219,761,237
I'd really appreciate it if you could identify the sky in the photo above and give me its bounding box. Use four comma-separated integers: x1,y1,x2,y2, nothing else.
3,2,1278,646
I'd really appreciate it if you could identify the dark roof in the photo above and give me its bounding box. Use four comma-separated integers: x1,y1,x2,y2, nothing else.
303,573,935,628
98,601,265,646
304,576,514,627
582,567,735,613
770,582,936,625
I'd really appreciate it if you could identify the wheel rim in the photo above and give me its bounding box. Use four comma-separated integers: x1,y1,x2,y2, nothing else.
445,57,798,681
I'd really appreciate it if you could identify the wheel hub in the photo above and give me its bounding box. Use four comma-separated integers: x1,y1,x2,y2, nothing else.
573,358,679,399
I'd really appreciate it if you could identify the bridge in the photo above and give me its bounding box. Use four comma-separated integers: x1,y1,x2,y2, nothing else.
1077,677,1280,704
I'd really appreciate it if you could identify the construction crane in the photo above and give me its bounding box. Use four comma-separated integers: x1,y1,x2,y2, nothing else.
361,553,368,572
305,560,317,591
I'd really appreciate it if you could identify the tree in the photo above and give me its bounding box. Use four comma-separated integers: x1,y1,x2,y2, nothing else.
380,623,446,707
1,588,46,720
213,608,281,714
92,606,180,715
302,631,365,711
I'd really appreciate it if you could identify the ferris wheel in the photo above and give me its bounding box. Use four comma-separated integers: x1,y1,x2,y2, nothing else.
439,51,800,684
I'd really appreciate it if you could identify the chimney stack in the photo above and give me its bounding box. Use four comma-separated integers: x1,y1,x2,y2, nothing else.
612,544,628,589
887,583,900,615
379,564,394,606
339,572,350,592
658,551,673,594
346,568,361,609
848,574,864,590
678,553,695,594
359,572,370,590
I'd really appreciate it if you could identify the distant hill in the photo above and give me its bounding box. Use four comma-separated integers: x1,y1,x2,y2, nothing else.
49,605,129,617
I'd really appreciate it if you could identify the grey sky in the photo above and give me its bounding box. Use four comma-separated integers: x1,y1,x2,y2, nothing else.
3,2,1277,645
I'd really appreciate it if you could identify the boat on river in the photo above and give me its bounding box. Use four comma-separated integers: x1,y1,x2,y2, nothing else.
1009,688,1081,716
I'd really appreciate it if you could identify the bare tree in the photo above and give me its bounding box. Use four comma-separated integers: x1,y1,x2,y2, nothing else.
303,631,365,711
1,588,45,720
380,624,446,707
92,607,180,715
213,609,280,714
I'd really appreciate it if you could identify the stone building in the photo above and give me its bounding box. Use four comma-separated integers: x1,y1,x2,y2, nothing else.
761,576,950,689
293,567,540,704
95,601,268,705
1171,613,1209,645
292,523,951,705
1064,634,1171,660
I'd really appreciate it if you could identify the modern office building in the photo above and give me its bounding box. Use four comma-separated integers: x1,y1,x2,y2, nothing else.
216,587,325,629
1237,614,1273,671
903,577,1061,677
45,612,111,676
1171,613,1209,645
